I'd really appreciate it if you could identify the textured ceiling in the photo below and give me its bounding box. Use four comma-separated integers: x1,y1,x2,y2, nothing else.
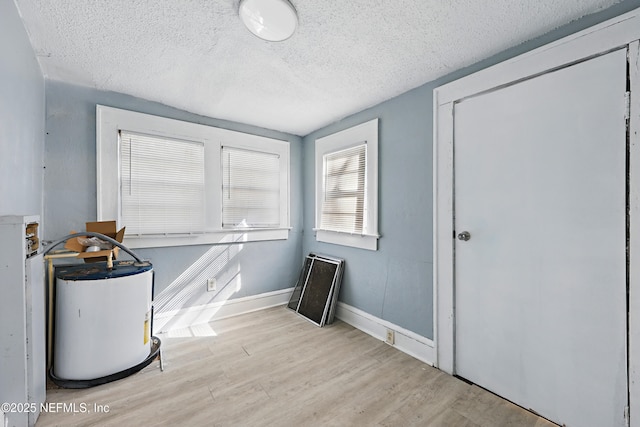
14,0,620,136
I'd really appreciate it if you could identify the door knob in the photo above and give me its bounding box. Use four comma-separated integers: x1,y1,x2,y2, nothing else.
457,231,471,241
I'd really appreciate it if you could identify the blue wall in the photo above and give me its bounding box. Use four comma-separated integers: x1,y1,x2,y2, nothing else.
302,0,640,340
0,0,45,218
302,87,434,338
44,81,303,309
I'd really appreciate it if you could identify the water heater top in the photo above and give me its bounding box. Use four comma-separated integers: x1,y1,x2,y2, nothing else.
55,260,152,281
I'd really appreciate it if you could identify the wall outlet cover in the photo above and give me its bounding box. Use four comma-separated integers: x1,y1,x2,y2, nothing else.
385,329,395,345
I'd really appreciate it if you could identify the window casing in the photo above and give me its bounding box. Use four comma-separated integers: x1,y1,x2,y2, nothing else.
97,105,290,249
315,118,379,250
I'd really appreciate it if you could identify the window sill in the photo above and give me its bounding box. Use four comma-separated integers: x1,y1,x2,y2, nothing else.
123,228,289,249
315,229,379,251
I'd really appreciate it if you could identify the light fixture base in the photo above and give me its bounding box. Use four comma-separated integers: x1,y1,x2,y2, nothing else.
239,0,298,42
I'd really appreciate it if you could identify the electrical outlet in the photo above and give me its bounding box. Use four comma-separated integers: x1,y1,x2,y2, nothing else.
385,329,395,345
207,277,217,292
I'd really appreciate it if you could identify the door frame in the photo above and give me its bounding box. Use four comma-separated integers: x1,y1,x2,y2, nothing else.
433,6,640,425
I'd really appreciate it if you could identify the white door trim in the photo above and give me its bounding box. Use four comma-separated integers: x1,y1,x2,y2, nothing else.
435,8,640,107
433,6,640,425
628,39,640,426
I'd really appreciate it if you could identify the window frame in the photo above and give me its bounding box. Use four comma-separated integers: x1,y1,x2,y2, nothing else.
314,118,379,251
97,105,290,249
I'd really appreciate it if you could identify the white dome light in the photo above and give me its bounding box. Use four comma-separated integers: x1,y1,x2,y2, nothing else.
239,0,298,42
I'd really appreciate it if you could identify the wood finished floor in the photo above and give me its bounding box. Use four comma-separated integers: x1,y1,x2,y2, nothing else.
37,307,556,427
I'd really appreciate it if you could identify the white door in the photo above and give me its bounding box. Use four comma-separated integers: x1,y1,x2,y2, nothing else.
454,49,628,427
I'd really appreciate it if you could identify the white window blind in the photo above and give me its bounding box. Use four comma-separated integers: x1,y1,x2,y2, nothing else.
222,146,280,228
120,131,205,235
321,143,367,233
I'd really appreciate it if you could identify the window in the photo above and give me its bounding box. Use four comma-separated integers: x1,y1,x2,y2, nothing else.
321,144,366,233
97,105,290,249
120,131,205,235
315,118,379,250
221,146,281,228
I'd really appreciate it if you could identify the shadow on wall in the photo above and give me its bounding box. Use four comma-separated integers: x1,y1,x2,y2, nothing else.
152,233,248,335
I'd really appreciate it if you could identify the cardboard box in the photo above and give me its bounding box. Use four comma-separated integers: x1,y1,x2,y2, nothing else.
64,221,126,263
25,222,39,256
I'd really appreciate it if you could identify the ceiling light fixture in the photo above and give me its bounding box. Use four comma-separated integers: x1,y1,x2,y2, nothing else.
239,0,298,42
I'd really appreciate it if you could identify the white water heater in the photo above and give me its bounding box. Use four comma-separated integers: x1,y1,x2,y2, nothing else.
53,261,153,380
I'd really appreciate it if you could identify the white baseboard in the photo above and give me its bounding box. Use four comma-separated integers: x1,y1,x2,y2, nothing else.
154,287,294,333
153,289,435,366
335,302,435,366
